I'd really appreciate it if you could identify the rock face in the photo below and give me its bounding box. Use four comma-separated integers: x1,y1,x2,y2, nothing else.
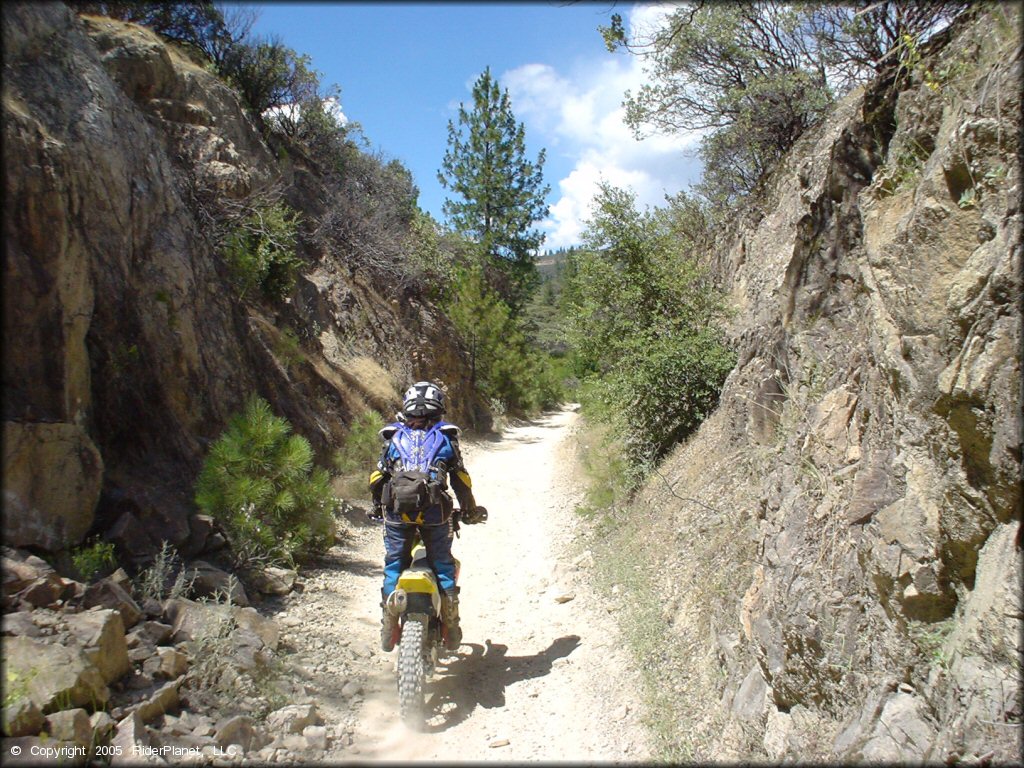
619,7,1021,762
1,3,487,556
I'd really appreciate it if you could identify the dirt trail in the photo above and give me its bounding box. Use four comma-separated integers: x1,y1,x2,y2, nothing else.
272,407,652,762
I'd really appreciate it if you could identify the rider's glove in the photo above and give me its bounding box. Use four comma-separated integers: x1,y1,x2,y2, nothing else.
367,505,384,523
462,505,488,524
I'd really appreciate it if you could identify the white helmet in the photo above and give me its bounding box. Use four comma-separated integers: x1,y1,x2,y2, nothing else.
402,381,445,418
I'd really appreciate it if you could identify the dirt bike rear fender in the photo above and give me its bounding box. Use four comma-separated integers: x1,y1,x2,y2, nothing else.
397,570,441,616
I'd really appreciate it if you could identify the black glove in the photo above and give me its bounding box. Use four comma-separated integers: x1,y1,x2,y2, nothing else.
367,506,384,523
461,505,488,524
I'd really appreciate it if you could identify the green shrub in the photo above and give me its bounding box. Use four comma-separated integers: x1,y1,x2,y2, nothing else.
333,410,386,500
446,263,564,416
564,184,735,480
70,538,117,581
222,202,302,301
272,327,305,372
587,330,736,474
194,396,337,566
333,410,386,476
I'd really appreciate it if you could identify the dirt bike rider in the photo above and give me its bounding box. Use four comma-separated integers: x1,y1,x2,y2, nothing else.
368,381,487,652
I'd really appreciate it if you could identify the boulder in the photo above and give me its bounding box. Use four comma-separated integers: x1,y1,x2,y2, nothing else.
846,451,902,524
153,647,188,678
2,548,69,609
125,620,173,649
110,711,163,765
185,561,249,606
1,611,40,637
265,704,321,735
282,733,308,751
16,578,66,609
59,577,86,602
229,630,273,671
247,566,297,596
2,423,103,552
83,577,143,628
5,636,108,712
231,606,279,651
732,665,770,721
178,515,215,559
107,512,159,566
2,549,56,589
1,697,44,737
860,693,937,761
302,725,328,751
64,609,130,684
43,708,91,748
214,715,256,751
163,598,230,643
135,677,183,724
131,646,158,664
90,711,116,740
108,568,132,590
804,387,858,467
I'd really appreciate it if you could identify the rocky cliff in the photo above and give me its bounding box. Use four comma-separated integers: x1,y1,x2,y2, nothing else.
2,3,487,560
609,7,1021,762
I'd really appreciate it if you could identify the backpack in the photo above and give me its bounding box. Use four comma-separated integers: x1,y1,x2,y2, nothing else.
383,423,449,520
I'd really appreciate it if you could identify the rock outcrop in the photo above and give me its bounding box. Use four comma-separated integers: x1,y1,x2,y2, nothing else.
2,3,487,558
611,6,1021,762
0,545,358,764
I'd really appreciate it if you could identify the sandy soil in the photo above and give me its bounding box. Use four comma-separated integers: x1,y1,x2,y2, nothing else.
272,407,652,762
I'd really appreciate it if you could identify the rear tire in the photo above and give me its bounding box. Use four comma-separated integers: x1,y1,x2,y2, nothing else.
397,616,426,729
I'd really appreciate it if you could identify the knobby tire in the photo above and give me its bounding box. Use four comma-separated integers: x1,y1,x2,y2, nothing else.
398,615,426,729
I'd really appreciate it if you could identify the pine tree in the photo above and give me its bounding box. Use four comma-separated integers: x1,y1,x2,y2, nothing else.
438,67,550,311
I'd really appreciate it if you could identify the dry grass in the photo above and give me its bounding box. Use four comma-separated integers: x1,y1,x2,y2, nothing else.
574,404,763,761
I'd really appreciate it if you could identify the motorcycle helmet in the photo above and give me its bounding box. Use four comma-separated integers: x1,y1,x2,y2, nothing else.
402,381,445,418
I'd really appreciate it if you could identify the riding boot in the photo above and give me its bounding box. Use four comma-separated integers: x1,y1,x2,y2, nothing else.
380,595,398,652
442,586,461,651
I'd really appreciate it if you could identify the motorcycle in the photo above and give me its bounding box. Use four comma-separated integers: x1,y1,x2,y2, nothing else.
380,508,486,729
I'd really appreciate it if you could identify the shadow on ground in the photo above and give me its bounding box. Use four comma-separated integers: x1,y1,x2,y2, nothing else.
421,634,581,733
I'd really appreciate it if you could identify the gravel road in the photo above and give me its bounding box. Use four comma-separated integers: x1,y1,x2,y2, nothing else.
271,407,652,762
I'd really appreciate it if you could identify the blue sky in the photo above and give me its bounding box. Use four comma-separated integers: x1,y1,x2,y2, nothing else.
249,2,702,249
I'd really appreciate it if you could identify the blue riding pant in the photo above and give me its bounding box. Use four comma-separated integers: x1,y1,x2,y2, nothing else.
382,519,456,597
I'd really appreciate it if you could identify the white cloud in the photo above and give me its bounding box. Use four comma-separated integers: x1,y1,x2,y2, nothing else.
501,4,702,250
263,96,348,129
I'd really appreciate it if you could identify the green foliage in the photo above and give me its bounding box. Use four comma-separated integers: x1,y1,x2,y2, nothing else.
574,417,631,514
439,67,550,311
876,138,932,195
908,618,956,667
219,37,314,127
333,410,386,476
332,409,386,500
70,538,117,582
603,2,966,209
404,209,459,298
272,327,305,372
564,184,735,476
194,397,337,566
588,330,737,474
313,142,426,291
222,202,302,301
446,263,563,416
3,667,37,710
